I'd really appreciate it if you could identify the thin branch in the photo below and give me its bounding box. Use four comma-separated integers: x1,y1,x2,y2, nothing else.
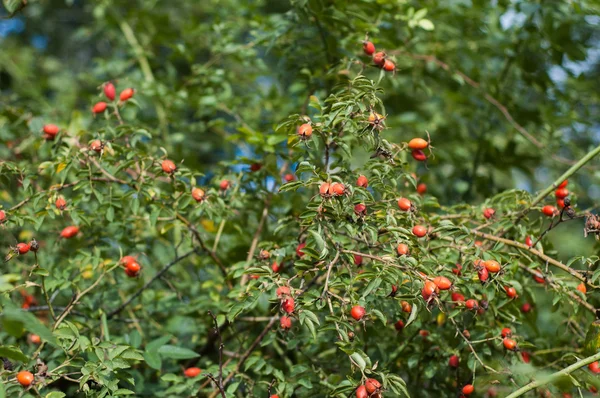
321,251,340,298
107,249,197,318
209,317,278,398
207,311,226,398
449,317,500,374
471,230,587,283
241,199,270,286
506,351,600,398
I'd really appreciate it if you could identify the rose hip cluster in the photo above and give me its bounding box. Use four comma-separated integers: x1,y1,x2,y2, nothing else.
362,39,395,73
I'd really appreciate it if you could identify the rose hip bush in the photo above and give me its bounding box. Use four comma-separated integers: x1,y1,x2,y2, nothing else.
1,1,600,397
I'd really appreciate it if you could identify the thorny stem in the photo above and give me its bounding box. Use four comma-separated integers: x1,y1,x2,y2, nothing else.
207,311,226,398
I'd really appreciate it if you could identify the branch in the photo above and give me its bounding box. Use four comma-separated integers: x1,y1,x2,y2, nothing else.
107,249,197,319
209,317,278,398
397,50,585,167
470,230,587,283
241,199,270,286
515,143,600,222
207,311,226,398
506,351,600,398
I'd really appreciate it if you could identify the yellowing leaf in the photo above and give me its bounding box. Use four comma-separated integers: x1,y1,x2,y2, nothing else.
201,219,216,233
56,163,67,173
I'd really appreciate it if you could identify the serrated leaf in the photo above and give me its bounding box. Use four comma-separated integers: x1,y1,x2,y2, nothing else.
350,352,366,371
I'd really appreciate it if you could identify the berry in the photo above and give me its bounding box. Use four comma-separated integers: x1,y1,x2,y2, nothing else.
356,385,368,398
250,163,262,172
372,51,386,66
465,299,478,310
396,243,409,256
408,138,428,150
297,123,312,139
416,183,427,195
390,284,398,297
462,384,474,395
125,262,141,277
533,272,545,284
394,319,405,331
119,88,135,101
589,361,600,374
484,260,501,273
521,351,531,363
356,175,368,188
90,140,103,152
0,210,5,223
296,242,306,257
92,101,107,114
280,315,292,330
525,236,533,247
477,267,489,282
577,283,587,294
271,262,280,272
505,286,517,298
433,276,452,290
219,180,230,191
121,256,137,267
383,59,396,72
365,378,381,394
558,180,568,188
555,188,569,199
412,225,427,237
259,249,270,260
55,197,67,210
557,198,565,208
17,370,34,387
103,82,116,101
452,263,462,276
183,367,202,378
451,292,465,302
43,124,60,136
161,159,177,174
362,41,375,56
354,203,367,216
16,243,30,255
319,182,330,197
419,329,430,337
29,239,39,252
284,173,295,182
60,226,79,239
501,327,512,338
350,305,366,321
411,149,427,161
329,182,345,196
449,355,459,368
349,253,362,267
521,302,532,313
422,281,438,300
503,337,517,351
281,297,295,314
401,301,411,313
192,188,206,202
29,334,41,344
276,286,291,297
542,205,557,217
483,208,495,219
368,112,384,125
397,197,412,211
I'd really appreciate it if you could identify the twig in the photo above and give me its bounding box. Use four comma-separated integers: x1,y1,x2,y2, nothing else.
449,317,499,374
209,317,278,398
506,351,600,398
107,249,197,318
470,230,587,283
241,199,271,286
321,251,340,298
517,264,597,315
207,311,226,398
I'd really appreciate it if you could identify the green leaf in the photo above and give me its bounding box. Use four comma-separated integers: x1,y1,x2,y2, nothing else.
143,350,162,370
1,308,58,346
350,352,366,371
405,303,419,327
0,345,28,362
157,345,200,360
45,392,67,398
